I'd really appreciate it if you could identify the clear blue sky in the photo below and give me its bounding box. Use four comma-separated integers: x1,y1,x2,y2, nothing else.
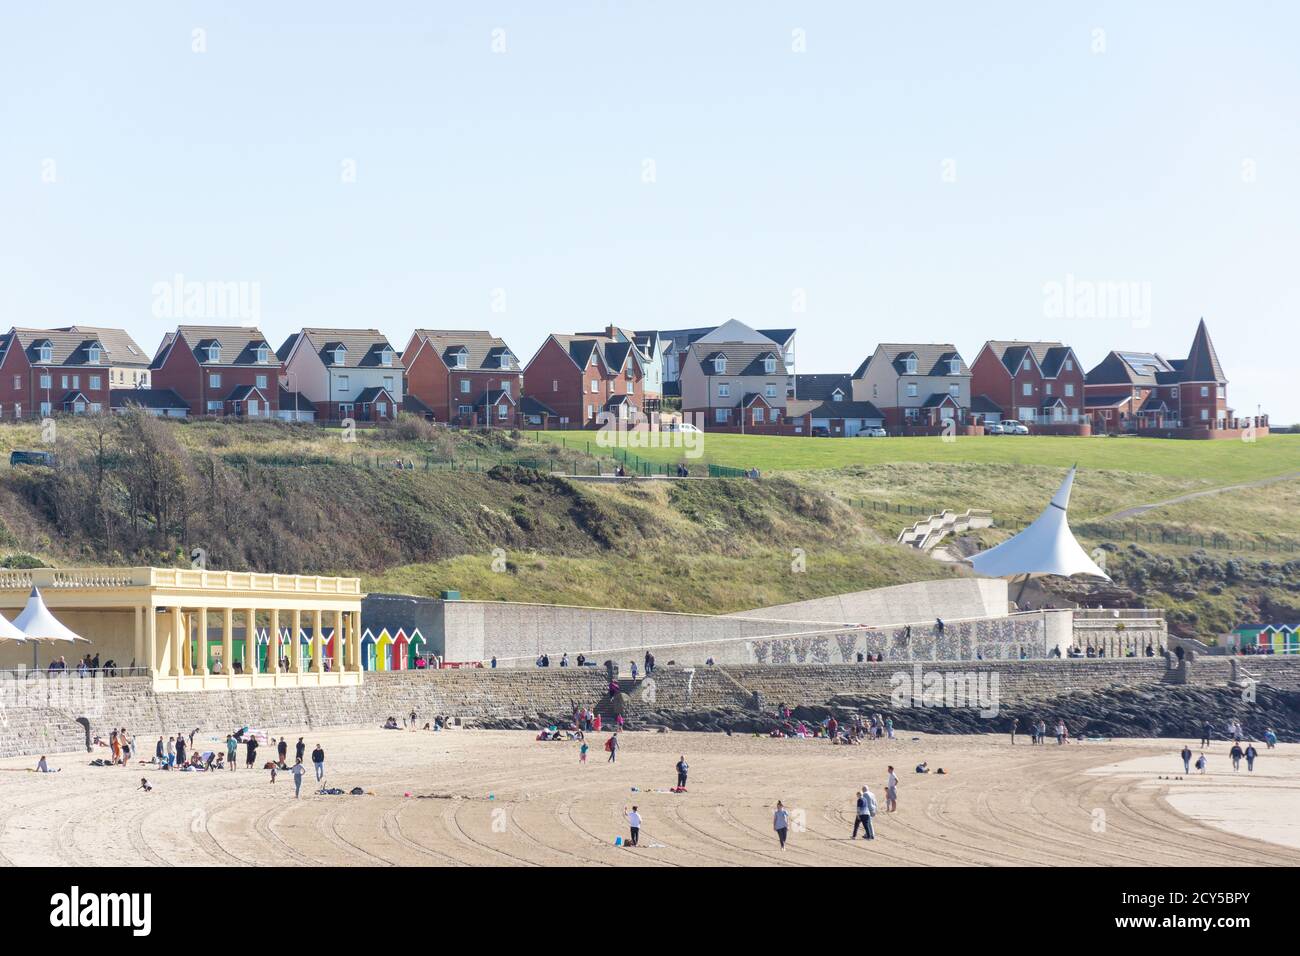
2,2,1297,422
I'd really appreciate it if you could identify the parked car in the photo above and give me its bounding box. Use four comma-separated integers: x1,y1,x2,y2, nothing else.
810,426,831,437
1000,420,1030,435
984,421,1005,435
9,450,55,467
662,421,701,433
857,426,888,437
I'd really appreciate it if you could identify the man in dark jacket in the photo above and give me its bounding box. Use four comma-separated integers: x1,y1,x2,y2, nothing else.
675,756,689,789
311,744,326,782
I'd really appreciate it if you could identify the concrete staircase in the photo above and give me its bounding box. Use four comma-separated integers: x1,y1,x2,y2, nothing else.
897,509,993,551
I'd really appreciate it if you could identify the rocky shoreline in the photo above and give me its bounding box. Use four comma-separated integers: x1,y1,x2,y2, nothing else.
470,685,1300,742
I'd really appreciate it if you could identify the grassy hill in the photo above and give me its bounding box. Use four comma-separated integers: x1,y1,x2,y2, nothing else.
0,418,1295,635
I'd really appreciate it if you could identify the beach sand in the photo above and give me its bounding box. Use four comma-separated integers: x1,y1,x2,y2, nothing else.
1,727,1295,866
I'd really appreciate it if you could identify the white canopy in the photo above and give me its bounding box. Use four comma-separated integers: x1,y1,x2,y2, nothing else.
967,466,1110,581
0,610,26,642
13,586,87,642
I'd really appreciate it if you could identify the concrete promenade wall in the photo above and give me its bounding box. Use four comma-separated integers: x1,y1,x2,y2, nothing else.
734,578,1008,624
5,655,1296,759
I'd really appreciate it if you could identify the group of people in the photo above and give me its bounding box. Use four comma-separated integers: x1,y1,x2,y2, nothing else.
46,654,123,677
1009,717,1069,745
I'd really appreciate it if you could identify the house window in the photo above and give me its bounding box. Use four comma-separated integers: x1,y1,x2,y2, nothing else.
499,353,511,369
40,373,52,389
384,376,395,392
753,407,765,423
1201,386,1209,397
206,401,222,413
498,404,508,420
627,380,634,394
904,407,919,421
209,373,222,389
1045,383,1053,395
949,359,961,375
338,375,350,393
906,383,918,398
256,345,269,363
1217,386,1225,399
459,379,471,394
1064,359,1073,371
1022,358,1031,371
12,376,20,389
377,402,388,417
552,380,558,392
38,344,53,362
1201,409,1209,421
208,345,221,363
40,402,52,417
61,375,69,389
718,383,730,397
382,349,393,366
1064,384,1074,397
904,358,917,374
587,404,594,419
501,381,511,396
247,399,259,416
714,357,726,374
333,348,346,366
90,375,102,390
590,380,598,393
715,408,728,423
764,356,776,374
88,346,101,363
949,383,960,397
340,403,355,417
766,384,777,398
256,375,268,389
1022,383,1032,396
455,351,467,369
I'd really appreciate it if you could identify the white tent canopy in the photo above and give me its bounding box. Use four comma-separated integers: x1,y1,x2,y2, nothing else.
968,466,1110,581
14,586,86,642
0,610,26,642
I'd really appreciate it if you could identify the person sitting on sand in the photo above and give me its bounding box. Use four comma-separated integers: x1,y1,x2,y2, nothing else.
915,762,929,773
138,778,152,792
36,756,59,773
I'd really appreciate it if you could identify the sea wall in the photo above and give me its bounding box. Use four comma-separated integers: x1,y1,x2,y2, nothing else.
3,655,1295,759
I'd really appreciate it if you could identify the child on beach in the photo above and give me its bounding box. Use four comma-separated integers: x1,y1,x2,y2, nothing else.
138,778,152,792
773,801,789,850
624,806,641,847
579,741,589,764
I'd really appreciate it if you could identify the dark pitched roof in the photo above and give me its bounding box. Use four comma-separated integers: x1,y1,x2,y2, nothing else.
757,328,796,348
412,330,520,372
226,384,270,402
692,343,784,377
277,388,316,412
9,328,112,367
551,334,641,374
982,341,1074,377
1085,350,1176,387
919,392,962,408
400,394,433,417
110,388,191,411
1181,318,1227,384
865,344,967,378
354,386,395,404
477,388,516,407
520,395,558,417
794,373,852,401
852,355,872,379
154,326,275,369
281,329,397,369
54,326,151,367
804,399,883,420
1085,392,1135,408
970,394,1003,414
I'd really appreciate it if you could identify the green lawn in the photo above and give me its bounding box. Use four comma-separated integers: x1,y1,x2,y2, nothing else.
533,431,1300,483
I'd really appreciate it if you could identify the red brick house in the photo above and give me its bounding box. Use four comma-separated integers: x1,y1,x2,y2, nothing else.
150,325,281,418
402,330,522,427
523,333,646,428
969,340,1086,432
0,327,147,419
1084,319,1256,437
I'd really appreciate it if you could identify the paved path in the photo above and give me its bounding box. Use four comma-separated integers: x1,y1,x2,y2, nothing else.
1103,471,1300,521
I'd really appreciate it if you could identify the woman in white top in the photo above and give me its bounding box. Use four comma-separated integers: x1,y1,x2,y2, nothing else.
773,801,790,850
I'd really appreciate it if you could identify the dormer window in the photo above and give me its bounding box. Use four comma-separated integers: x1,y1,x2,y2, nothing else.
499,352,511,369
949,358,961,375
831,389,843,402
88,344,102,364
256,344,269,364
904,357,917,374
456,350,468,369
764,356,776,374
714,356,727,374
38,343,53,363
207,344,221,363
381,348,394,367
333,347,347,366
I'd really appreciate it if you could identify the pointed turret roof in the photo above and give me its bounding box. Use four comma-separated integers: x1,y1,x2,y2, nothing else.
1181,318,1227,384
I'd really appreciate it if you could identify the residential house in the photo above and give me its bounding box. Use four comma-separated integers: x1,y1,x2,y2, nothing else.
785,373,884,436
523,332,646,428
657,324,796,398
402,329,522,427
969,340,1086,430
679,320,794,430
850,344,972,431
0,327,138,419
1083,320,1251,436
150,325,281,418
57,325,152,389
278,328,402,422
572,326,665,411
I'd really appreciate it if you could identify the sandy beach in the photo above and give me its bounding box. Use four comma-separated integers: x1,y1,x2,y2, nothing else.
1,727,1296,867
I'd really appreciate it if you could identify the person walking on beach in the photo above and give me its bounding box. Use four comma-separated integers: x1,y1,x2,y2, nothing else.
624,806,641,847
291,759,306,798
675,755,689,790
852,788,873,840
606,733,619,763
1181,744,1192,774
1264,728,1277,749
1054,720,1067,745
312,744,325,782
295,737,305,763
1200,721,1212,747
165,736,175,768
579,740,589,764
1010,718,1018,745
175,733,187,767
226,734,238,771
1195,753,1207,774
1230,742,1243,772
245,734,258,769
773,801,790,850
1245,744,1258,771
277,736,288,766
885,766,898,812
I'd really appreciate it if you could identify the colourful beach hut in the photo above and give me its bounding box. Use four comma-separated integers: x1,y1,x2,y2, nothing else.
407,628,428,668
392,629,410,671
360,628,376,671
374,629,394,672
